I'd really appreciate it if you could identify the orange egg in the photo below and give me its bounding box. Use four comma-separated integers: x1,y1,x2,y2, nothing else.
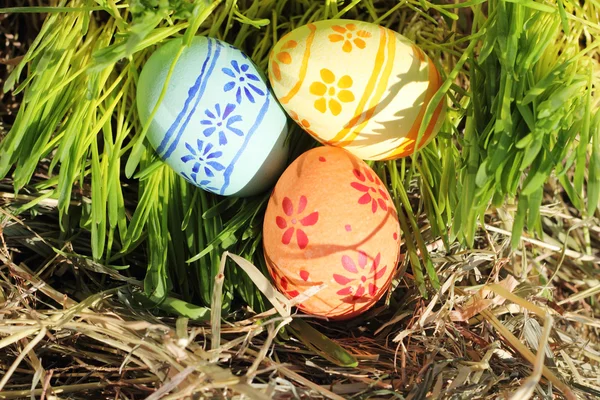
262,146,401,320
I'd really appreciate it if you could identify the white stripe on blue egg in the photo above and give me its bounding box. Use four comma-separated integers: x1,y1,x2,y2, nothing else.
137,36,289,197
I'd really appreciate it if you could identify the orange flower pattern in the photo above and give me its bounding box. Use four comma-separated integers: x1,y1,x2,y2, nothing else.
328,23,372,53
288,110,316,136
309,69,355,116
270,39,297,82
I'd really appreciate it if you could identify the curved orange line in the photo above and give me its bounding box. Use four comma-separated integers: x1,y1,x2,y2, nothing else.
411,44,426,62
326,26,388,145
339,28,397,145
279,23,316,104
383,58,444,159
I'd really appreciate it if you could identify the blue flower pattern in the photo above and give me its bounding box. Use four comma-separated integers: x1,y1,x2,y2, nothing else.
200,103,243,146
178,42,269,193
222,60,265,104
180,139,225,186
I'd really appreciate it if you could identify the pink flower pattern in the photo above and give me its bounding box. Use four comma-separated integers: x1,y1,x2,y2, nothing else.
280,276,300,298
279,269,311,298
275,196,319,250
333,251,387,303
350,168,390,214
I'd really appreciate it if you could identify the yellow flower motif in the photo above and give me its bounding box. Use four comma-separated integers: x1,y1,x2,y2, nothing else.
309,69,355,116
328,24,372,53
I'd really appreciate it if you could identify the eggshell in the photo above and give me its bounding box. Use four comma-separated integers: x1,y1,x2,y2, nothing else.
268,19,446,161
137,36,289,197
262,146,401,320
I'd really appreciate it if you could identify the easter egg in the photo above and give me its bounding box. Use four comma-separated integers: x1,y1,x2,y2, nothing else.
137,36,289,197
262,146,401,320
268,19,446,161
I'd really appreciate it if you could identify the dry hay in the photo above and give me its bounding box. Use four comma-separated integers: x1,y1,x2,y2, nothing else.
1,195,599,399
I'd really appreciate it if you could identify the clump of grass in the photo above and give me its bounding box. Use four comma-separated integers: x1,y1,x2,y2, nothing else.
0,0,473,306
454,0,600,249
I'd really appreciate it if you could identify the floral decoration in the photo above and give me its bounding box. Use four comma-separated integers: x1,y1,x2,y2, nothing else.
271,39,297,82
200,103,243,145
309,68,355,116
275,196,319,250
222,60,265,104
333,251,387,303
180,139,224,185
288,110,316,136
350,167,390,214
328,23,372,53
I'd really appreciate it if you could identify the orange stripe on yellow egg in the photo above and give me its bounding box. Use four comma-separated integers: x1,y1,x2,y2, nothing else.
337,27,397,146
411,44,425,62
326,26,388,145
382,58,444,159
279,23,317,105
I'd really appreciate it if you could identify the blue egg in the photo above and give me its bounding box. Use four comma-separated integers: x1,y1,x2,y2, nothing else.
137,36,289,197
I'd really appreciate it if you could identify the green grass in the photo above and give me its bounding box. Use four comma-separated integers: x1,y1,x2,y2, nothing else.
455,0,600,251
1,0,599,315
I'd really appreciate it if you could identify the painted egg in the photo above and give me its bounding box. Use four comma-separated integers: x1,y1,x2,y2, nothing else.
137,36,289,197
268,19,446,161
262,146,401,320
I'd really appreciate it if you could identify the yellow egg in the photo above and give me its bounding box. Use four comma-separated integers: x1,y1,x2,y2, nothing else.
268,19,446,160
